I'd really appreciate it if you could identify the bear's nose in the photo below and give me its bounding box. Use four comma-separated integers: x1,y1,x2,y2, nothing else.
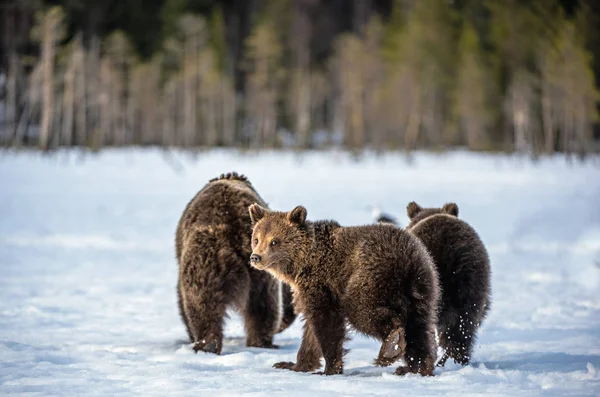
250,254,262,263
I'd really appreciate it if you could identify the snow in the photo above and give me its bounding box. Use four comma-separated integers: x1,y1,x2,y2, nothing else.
1,148,599,396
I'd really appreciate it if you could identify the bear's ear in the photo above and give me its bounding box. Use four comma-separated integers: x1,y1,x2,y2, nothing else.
287,205,307,225
442,203,459,217
249,203,268,223
407,201,422,219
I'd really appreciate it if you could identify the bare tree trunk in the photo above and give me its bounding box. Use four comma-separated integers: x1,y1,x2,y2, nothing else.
506,71,537,153
207,90,218,147
110,63,123,146
541,87,554,154
290,68,311,148
393,74,411,148
183,56,197,147
128,66,139,145
150,59,162,145
74,39,87,147
52,77,62,148
39,13,58,150
6,53,18,143
404,80,421,150
336,35,365,150
15,66,42,146
86,37,100,147
98,59,111,148
175,77,185,146
245,20,282,149
15,102,32,146
298,70,311,148
106,33,135,146
331,66,344,148
423,82,443,147
363,18,384,150
62,48,75,146
289,2,312,148
198,50,219,147
163,78,177,146
309,71,328,142
224,77,237,146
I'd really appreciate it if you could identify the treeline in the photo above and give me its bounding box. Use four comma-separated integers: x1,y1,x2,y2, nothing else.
0,0,599,156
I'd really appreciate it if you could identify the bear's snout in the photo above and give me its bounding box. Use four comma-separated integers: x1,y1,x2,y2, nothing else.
250,253,262,263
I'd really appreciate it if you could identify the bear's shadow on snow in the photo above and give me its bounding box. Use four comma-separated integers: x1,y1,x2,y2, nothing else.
478,352,600,374
172,338,600,378
174,337,598,377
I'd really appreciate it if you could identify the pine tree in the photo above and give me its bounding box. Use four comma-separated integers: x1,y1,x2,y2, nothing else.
244,18,283,148
541,17,599,157
454,21,493,150
384,0,458,150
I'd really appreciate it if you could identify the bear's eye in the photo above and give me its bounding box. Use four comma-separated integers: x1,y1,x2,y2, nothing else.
270,240,278,247
253,238,258,245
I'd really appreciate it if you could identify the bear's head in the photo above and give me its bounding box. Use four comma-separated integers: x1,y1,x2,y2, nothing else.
406,201,459,227
248,203,309,282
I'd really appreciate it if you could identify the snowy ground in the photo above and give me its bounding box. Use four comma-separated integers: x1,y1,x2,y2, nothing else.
1,148,599,396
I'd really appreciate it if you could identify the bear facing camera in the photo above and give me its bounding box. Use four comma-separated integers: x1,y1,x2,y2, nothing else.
406,201,491,366
249,203,440,376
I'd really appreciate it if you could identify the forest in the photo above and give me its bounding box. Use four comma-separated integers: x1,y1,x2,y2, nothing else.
1,0,599,156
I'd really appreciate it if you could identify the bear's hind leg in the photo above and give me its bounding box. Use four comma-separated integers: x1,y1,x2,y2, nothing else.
436,310,454,367
243,269,281,349
395,314,437,376
274,322,322,372
365,309,405,367
181,283,227,354
436,350,450,367
179,246,237,355
177,278,193,342
439,318,477,366
375,325,407,367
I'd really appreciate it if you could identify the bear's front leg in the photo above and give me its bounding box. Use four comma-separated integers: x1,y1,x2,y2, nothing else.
304,287,346,376
273,322,322,372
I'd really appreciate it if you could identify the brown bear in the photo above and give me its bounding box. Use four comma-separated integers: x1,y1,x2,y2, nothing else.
248,204,440,376
406,202,491,367
175,172,296,354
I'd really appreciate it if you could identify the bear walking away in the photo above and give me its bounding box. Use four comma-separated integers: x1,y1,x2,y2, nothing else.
406,202,491,366
248,204,440,376
175,172,296,354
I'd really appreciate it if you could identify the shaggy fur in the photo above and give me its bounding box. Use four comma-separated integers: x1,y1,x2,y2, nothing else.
248,204,439,376
406,202,491,366
175,172,296,354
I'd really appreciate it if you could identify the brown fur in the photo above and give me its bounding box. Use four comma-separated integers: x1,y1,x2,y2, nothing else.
175,172,297,354
248,204,439,376
406,202,491,366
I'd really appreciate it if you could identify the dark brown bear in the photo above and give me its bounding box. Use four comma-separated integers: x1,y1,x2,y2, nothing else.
175,172,296,354
248,204,440,376
406,202,491,367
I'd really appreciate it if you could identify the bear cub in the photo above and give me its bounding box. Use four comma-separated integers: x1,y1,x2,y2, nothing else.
249,204,440,376
176,172,296,354
406,202,491,366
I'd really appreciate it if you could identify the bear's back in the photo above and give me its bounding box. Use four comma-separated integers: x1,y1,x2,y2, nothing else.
175,175,267,262
409,214,487,269
326,224,436,288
